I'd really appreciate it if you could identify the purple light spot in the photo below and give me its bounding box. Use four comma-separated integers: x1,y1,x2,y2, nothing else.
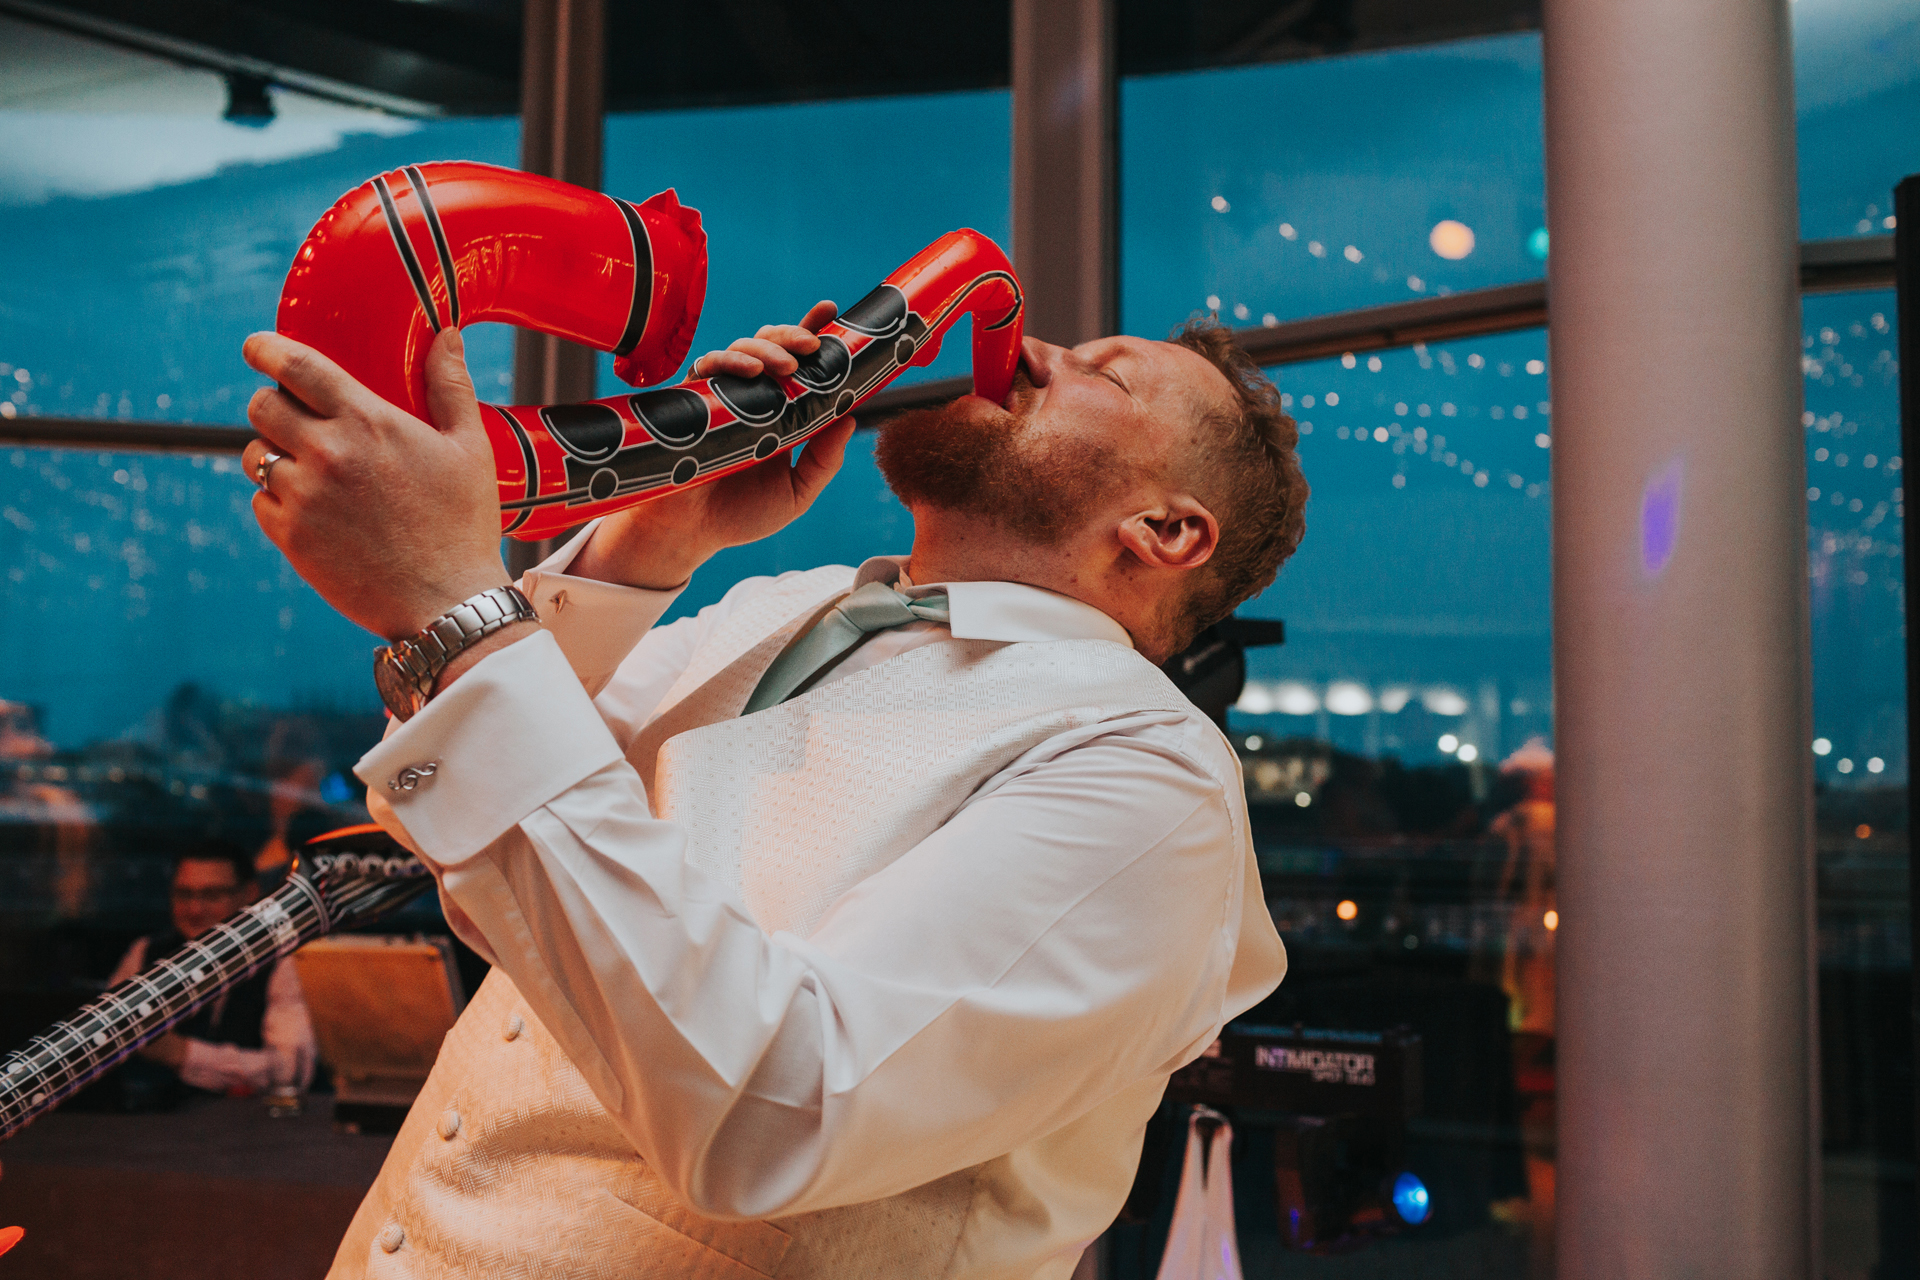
1640,458,1683,578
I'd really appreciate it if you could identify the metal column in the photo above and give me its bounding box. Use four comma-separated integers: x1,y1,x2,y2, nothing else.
509,0,603,573
1544,0,1815,1274
1011,0,1117,347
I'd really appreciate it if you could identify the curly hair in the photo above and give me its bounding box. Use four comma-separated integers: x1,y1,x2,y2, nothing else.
1168,317,1309,636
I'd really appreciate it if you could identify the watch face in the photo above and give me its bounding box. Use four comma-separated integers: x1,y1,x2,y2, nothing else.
373,648,426,720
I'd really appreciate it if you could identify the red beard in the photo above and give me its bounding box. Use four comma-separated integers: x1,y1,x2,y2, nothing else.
874,369,1134,547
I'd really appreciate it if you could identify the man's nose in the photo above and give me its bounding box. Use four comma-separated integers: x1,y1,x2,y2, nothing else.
1018,336,1068,388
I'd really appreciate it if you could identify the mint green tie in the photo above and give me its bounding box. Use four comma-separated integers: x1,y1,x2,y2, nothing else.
743,581,950,714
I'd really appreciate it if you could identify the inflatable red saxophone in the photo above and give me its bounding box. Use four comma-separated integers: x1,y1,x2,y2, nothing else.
277,161,1024,540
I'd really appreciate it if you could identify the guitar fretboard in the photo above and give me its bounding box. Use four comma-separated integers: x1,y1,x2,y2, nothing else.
0,874,327,1140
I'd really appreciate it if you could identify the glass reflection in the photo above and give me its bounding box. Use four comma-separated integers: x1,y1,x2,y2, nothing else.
601,90,1011,395
1801,290,1911,1280
1121,34,1548,332
0,40,518,428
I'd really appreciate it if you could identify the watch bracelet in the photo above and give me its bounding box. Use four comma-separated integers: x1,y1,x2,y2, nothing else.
387,585,539,692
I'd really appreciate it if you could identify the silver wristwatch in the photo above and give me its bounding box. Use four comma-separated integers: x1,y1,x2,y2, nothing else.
373,585,540,721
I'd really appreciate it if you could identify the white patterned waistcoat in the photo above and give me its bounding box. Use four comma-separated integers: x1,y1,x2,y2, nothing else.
331,567,1219,1280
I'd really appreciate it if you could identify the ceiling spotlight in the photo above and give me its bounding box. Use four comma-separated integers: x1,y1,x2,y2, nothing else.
224,73,276,127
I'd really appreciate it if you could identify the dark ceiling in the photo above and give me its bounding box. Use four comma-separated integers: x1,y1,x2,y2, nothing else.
0,0,1541,117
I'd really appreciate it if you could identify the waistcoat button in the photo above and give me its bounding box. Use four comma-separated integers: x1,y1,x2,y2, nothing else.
377,1224,405,1253
437,1109,461,1140
503,1013,524,1041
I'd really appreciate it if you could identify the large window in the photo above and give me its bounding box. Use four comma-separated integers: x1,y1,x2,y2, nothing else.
1791,5,1919,1275
0,25,519,881
1794,0,1920,240
1801,289,1911,1279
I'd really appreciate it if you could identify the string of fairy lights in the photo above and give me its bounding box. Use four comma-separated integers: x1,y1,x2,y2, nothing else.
1200,206,1554,499
1204,194,1906,778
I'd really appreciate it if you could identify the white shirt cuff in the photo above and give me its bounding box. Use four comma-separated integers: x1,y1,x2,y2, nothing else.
517,519,685,697
354,630,625,865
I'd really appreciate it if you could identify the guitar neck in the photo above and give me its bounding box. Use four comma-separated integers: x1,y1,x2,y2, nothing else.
0,874,328,1141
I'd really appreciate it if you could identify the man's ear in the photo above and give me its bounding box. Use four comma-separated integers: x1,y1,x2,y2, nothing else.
1116,495,1219,572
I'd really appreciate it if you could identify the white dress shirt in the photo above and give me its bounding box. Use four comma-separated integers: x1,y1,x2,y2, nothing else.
355,524,1285,1245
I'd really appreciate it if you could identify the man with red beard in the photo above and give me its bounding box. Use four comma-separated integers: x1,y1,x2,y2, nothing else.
239,301,1307,1280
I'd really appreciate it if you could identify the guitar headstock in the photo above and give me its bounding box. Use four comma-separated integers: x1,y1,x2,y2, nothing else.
293,823,433,929
295,822,420,880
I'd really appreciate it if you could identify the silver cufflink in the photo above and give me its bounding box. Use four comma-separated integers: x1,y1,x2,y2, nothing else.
388,761,440,792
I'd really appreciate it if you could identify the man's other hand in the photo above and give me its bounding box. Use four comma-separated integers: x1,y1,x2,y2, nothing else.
241,329,509,642
566,300,856,590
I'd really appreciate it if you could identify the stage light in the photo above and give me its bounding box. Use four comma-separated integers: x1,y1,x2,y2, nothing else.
1437,734,1459,753
1391,1173,1432,1224
1295,791,1312,808
1456,744,1479,762
1813,738,1832,755
1856,824,1872,839
1336,899,1359,921
1544,909,1558,931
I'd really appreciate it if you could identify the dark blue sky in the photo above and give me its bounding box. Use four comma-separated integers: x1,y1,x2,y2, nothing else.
1,25,1916,776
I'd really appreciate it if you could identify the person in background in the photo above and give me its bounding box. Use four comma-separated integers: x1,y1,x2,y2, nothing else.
109,839,317,1096
1487,736,1557,1272
0,700,93,919
1492,737,1557,1036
